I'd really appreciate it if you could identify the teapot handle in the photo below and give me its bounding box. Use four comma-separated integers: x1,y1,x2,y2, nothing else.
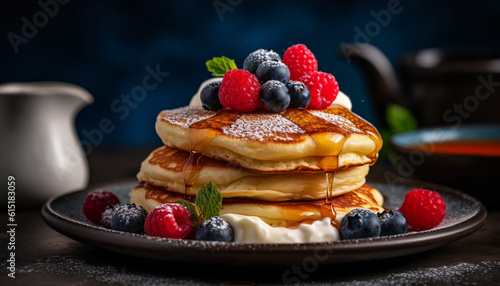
339,43,407,127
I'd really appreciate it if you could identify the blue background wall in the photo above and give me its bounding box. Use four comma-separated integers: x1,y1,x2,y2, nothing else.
2,0,500,148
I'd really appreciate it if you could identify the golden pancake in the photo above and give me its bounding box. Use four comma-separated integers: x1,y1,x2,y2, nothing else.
130,183,384,228
155,105,382,172
137,146,370,201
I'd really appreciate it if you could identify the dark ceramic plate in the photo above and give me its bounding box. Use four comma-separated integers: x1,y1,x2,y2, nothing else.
42,177,486,265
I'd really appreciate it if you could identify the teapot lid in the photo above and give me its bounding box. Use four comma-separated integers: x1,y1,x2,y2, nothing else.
400,48,500,74
0,81,93,103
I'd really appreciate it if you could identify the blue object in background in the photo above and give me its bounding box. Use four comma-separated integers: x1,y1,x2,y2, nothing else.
2,0,500,149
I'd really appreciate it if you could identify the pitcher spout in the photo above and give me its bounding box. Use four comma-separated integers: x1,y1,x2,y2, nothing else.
0,81,93,207
0,81,93,113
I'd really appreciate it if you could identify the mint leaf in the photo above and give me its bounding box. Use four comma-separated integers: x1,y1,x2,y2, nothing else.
386,104,418,134
206,56,237,76
177,200,200,227
195,182,222,221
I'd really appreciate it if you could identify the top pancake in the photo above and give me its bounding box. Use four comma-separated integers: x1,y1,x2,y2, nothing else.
155,105,382,172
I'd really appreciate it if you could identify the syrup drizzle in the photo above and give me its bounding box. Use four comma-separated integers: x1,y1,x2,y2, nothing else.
316,106,383,163
321,172,339,228
176,107,381,228
281,109,344,227
182,109,239,199
182,150,202,199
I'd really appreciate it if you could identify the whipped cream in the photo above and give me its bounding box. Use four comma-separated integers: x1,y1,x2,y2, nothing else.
189,77,222,108
189,78,352,111
332,90,352,110
220,213,340,243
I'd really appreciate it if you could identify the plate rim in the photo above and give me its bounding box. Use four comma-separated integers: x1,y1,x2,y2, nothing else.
41,176,487,264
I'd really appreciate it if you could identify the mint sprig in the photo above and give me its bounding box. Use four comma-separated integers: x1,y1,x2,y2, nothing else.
176,200,201,227
206,56,237,76
386,104,418,134
195,182,222,222
378,104,418,160
177,182,222,227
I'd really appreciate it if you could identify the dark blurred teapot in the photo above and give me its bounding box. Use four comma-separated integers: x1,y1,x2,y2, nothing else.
342,43,500,127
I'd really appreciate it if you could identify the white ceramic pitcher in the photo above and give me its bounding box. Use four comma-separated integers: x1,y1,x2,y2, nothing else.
0,82,93,207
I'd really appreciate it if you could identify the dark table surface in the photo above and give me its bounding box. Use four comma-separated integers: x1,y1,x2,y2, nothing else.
1,148,499,285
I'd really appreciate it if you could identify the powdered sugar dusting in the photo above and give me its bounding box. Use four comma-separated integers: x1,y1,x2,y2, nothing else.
14,256,500,285
162,107,215,129
222,112,306,142
310,110,364,133
324,261,500,286
16,256,213,285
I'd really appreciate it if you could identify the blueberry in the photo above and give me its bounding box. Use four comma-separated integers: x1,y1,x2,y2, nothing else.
286,81,311,108
195,217,234,242
110,203,147,234
260,80,291,113
243,49,282,74
339,208,381,240
378,210,408,236
200,81,223,111
255,61,290,84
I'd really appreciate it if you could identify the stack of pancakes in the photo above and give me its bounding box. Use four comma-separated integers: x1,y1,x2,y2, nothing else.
132,105,384,228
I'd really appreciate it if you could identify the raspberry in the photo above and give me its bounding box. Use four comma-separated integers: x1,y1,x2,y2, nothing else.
100,205,117,228
145,203,193,239
399,188,446,231
283,44,318,81
83,190,120,225
219,69,261,112
299,71,339,110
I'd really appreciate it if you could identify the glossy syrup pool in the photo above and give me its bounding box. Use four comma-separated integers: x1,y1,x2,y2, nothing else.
174,106,384,226
163,106,382,160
